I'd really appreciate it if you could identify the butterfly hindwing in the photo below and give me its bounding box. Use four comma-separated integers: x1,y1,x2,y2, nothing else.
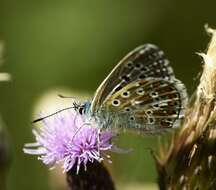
102,78,187,132
91,44,175,112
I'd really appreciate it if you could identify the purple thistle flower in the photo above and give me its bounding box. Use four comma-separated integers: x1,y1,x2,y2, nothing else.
23,109,116,174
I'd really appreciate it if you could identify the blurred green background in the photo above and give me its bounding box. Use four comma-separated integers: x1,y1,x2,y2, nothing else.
0,0,215,189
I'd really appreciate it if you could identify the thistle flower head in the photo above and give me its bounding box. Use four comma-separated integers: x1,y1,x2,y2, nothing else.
23,109,116,173
154,26,216,190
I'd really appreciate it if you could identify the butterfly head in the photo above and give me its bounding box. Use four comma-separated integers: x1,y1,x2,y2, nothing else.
75,101,91,115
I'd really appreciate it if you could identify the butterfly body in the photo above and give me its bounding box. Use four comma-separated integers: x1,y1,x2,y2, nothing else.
85,44,188,133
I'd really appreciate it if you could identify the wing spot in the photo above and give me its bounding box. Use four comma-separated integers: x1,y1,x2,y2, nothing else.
148,117,155,124
126,61,133,68
173,94,178,98
146,110,153,115
139,74,146,79
120,75,130,82
174,102,179,106
121,91,130,98
125,107,131,112
135,63,141,69
112,99,121,106
141,67,149,72
158,59,163,64
129,116,135,121
150,92,159,98
136,88,145,95
155,97,160,101
160,119,172,126
173,111,177,114
166,118,173,122
153,104,159,108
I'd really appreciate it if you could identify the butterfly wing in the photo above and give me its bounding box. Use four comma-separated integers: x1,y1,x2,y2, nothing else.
91,44,175,112
90,44,187,132
101,78,187,131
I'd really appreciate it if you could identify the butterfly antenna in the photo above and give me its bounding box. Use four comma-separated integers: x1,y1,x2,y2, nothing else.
58,94,80,109
32,106,75,123
58,94,76,99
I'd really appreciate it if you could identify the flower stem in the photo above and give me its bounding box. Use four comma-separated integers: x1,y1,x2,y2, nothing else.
66,161,115,190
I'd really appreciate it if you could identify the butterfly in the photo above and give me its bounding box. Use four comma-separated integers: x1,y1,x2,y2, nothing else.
79,44,187,132
34,44,188,133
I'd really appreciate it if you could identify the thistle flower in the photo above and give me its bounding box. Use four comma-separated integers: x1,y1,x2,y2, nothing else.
153,26,216,190
23,109,116,174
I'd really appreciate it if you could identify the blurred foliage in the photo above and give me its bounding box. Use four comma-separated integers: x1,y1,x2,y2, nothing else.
0,0,216,190
0,117,10,190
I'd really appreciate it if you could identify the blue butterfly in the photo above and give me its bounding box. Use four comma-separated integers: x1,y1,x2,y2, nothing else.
34,44,188,133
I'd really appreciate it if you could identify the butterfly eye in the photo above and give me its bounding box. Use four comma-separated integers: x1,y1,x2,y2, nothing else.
121,91,130,98
78,107,84,114
112,99,121,107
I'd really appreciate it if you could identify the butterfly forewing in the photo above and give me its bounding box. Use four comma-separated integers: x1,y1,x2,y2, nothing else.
91,44,175,112
90,44,187,132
